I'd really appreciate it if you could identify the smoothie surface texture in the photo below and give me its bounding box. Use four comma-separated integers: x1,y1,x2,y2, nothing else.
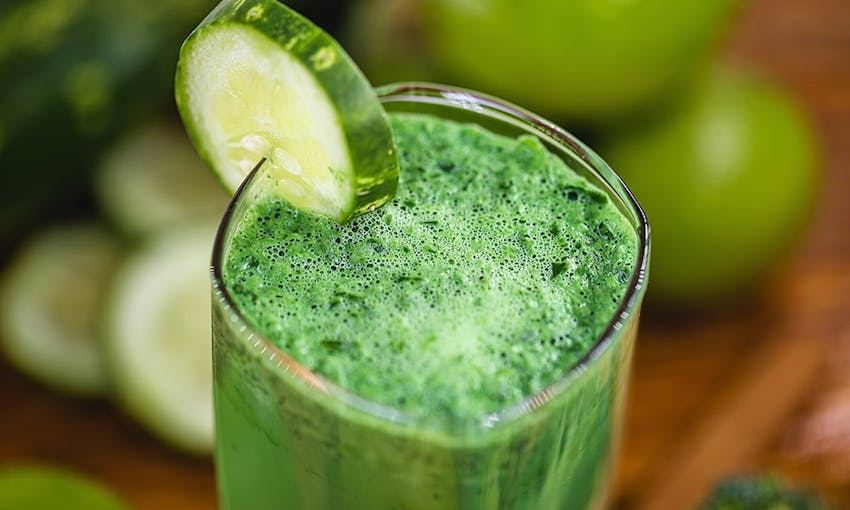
223,113,637,422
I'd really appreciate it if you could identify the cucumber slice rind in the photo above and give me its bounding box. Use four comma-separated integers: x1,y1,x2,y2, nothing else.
176,0,398,222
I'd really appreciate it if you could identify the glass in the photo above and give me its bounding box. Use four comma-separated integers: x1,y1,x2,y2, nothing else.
211,83,650,510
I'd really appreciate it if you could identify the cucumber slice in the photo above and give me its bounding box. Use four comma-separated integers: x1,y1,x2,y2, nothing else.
104,224,215,454
0,223,120,396
96,120,230,237
175,0,398,223
0,465,129,510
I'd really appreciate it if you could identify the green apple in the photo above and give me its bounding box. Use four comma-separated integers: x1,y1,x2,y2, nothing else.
0,466,129,510
600,66,819,307
419,0,739,122
343,0,434,85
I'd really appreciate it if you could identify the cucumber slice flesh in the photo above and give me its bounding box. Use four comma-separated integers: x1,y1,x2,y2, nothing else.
185,24,352,218
176,0,399,222
0,223,119,395
96,121,230,237
105,225,215,454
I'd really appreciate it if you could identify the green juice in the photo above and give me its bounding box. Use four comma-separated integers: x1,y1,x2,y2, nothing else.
213,112,642,509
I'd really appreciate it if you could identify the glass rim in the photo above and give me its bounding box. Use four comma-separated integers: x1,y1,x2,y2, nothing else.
211,81,650,432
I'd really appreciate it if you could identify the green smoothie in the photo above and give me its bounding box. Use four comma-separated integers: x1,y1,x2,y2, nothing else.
213,112,643,509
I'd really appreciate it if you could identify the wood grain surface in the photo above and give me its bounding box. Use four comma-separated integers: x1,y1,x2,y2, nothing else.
1,0,848,508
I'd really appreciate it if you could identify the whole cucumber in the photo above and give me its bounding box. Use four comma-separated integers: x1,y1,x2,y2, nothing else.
0,0,216,251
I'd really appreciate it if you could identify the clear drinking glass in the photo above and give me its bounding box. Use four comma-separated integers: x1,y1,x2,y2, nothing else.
211,83,650,510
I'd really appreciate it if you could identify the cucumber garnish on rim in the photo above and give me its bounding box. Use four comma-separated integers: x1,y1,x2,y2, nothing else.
175,0,399,223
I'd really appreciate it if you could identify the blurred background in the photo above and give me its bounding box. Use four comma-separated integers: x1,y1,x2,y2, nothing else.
0,0,848,508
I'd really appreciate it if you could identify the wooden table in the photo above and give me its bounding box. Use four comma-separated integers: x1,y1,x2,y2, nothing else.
1,0,848,508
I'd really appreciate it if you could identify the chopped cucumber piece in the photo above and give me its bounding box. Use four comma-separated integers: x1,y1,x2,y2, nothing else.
175,0,398,223
0,465,129,510
96,120,230,237
0,223,120,396
104,224,216,454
